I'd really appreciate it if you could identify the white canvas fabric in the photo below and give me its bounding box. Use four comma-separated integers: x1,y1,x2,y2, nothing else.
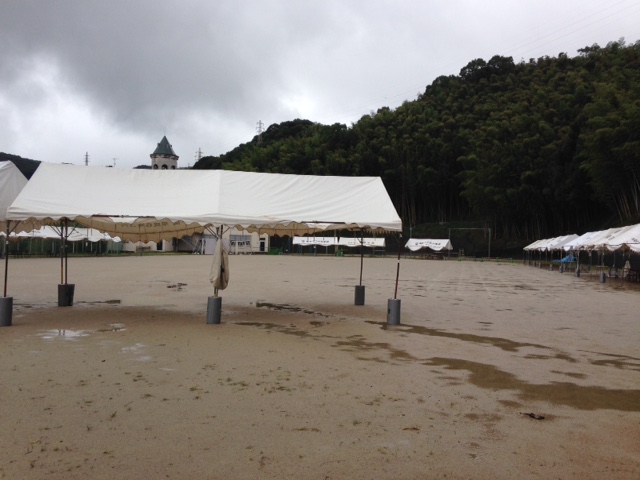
12,226,121,243
209,239,229,291
292,236,338,247
523,239,545,251
405,238,453,252
339,238,385,248
562,231,600,251
292,237,385,247
580,227,629,251
7,163,402,241
0,161,29,234
545,234,579,251
599,223,640,252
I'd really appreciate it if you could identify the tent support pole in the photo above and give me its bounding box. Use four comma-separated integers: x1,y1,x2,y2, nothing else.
359,230,364,286
354,230,366,305
64,219,69,285
60,223,64,284
394,234,402,300
3,221,9,298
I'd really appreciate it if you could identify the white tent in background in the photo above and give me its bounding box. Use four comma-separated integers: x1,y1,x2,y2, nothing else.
19,226,121,243
292,236,338,247
599,223,640,252
546,234,579,251
7,163,402,239
292,237,385,248
580,227,630,251
405,238,453,252
562,231,601,251
523,239,546,251
339,238,385,248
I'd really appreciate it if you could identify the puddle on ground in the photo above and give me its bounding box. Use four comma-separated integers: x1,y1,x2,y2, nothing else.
255,302,331,317
236,321,336,339
425,357,640,412
167,283,187,291
367,321,553,353
584,351,640,372
334,337,416,361
77,299,121,306
37,329,89,341
96,323,126,333
121,343,145,353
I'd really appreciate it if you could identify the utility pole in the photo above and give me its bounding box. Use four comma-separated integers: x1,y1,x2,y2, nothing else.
84,152,89,166
112,158,117,167
195,148,203,162
256,120,264,144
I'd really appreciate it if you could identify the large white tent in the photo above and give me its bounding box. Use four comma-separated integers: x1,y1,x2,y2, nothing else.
7,163,402,238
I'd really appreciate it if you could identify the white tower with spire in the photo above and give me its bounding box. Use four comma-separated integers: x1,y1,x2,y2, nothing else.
150,136,179,170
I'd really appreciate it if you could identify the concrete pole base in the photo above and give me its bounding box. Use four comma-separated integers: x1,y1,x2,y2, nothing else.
0,296,13,327
387,298,401,325
575,268,581,277
58,284,75,307
354,285,365,305
599,272,607,283
206,296,222,324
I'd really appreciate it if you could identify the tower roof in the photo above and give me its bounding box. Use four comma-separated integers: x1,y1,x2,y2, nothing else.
152,136,177,157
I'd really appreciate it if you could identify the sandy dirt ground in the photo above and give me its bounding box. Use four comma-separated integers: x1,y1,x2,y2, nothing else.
1,253,639,479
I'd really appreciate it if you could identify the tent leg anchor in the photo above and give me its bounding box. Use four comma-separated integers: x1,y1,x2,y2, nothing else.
58,284,75,307
0,296,12,327
387,298,401,325
354,285,365,305
206,296,222,324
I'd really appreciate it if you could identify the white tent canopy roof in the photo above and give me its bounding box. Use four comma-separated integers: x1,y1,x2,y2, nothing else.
405,238,453,252
603,223,640,252
562,231,600,251
0,161,29,234
7,163,402,241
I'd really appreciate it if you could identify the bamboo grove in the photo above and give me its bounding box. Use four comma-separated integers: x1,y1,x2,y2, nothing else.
195,40,640,242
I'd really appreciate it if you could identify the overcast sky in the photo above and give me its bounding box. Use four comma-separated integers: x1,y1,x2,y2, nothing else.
1,1,638,169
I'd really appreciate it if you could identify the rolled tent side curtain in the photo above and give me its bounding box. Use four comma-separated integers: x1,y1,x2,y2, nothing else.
6,163,402,239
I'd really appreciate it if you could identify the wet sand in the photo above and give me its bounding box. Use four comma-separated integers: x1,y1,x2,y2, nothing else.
1,254,639,479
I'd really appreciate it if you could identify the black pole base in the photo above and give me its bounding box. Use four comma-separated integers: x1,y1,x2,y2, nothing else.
354,285,365,305
0,296,12,327
58,284,75,307
599,272,607,283
387,298,401,325
206,296,222,324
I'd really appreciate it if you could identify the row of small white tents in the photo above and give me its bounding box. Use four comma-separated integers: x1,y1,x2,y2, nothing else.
524,224,640,253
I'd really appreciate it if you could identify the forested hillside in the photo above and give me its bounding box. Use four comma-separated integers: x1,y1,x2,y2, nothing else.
194,39,640,242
